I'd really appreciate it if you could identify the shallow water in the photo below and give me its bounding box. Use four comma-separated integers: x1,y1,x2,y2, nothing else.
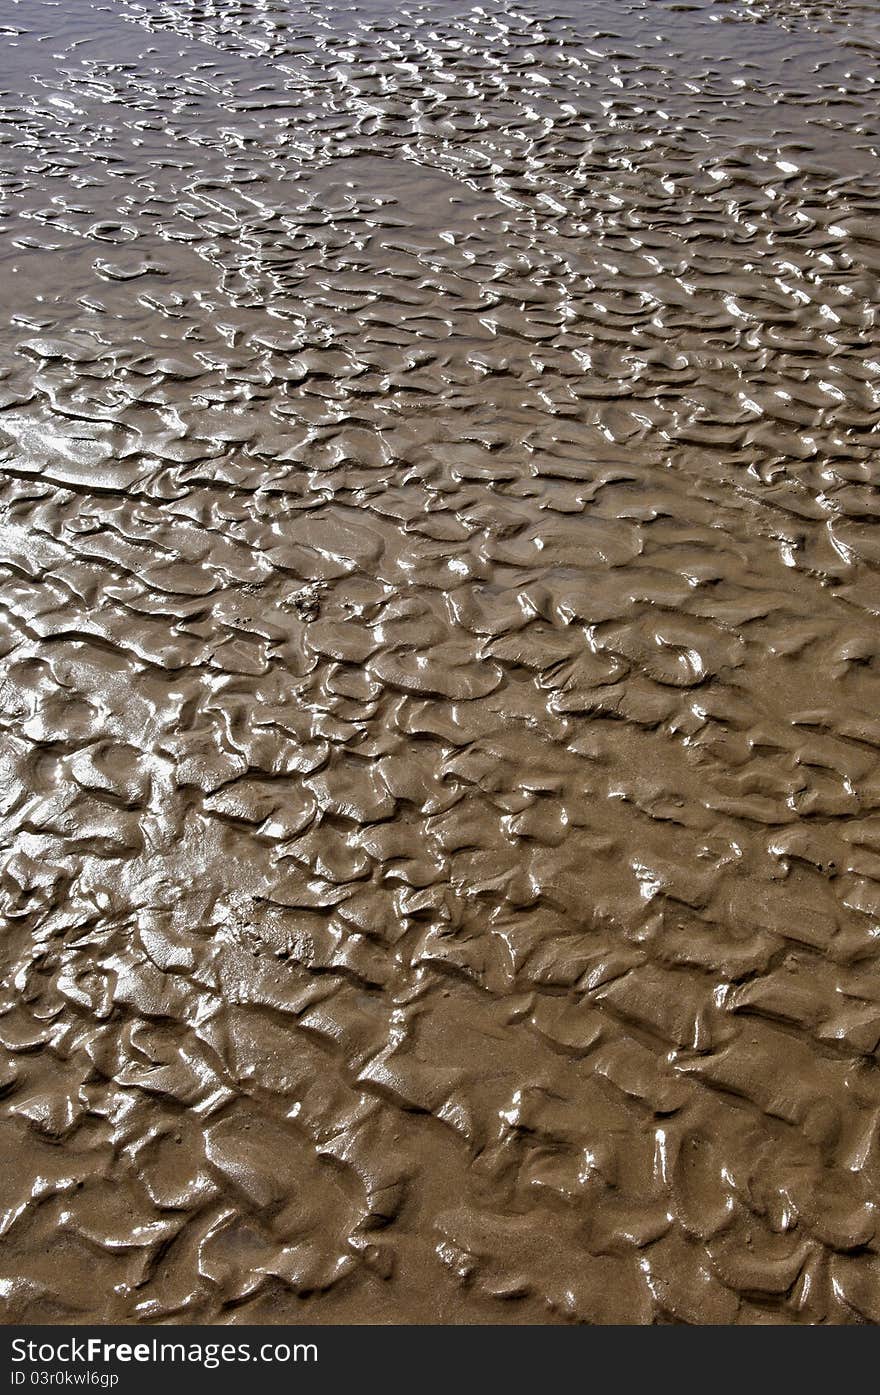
1,0,879,1325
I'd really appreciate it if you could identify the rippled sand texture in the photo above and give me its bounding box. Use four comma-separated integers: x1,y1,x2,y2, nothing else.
1,0,880,1326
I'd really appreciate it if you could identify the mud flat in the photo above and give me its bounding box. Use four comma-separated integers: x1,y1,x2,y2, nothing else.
1,0,879,1325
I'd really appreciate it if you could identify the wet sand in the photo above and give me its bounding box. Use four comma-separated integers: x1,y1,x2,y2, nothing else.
1,0,880,1325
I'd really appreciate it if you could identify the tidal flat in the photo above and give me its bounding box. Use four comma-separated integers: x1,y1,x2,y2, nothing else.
1,0,879,1325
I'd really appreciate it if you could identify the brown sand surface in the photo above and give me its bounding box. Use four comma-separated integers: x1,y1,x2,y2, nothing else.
1,0,880,1325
